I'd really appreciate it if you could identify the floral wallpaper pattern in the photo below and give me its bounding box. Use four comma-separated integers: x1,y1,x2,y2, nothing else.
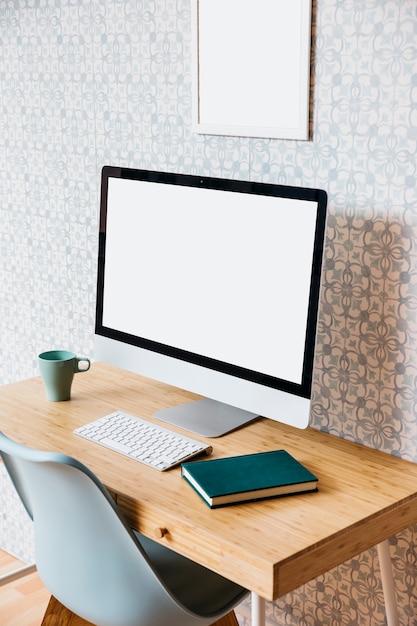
1,0,417,624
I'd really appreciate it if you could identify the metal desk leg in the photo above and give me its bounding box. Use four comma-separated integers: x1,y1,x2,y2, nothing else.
251,541,399,626
251,592,266,626
377,539,399,626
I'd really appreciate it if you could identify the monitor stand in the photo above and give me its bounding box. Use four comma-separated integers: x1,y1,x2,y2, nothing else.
154,398,259,438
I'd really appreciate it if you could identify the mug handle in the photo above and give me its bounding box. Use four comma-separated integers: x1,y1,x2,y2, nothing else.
75,357,91,373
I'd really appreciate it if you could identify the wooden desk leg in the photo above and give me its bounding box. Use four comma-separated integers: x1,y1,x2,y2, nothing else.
251,592,266,626
377,539,399,626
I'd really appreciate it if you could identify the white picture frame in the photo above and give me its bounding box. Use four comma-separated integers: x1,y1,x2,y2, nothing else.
192,0,312,141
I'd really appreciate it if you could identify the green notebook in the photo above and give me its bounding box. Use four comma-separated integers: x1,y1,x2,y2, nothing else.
181,449,318,508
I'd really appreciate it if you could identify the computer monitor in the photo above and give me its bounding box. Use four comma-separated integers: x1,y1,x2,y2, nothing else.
94,167,327,437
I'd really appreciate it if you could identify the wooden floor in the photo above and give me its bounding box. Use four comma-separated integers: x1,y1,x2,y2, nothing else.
0,550,50,626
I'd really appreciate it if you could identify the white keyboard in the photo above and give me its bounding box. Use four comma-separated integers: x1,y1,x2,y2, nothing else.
74,411,213,471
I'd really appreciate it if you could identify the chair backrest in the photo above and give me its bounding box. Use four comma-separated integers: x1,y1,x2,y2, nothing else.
0,431,221,626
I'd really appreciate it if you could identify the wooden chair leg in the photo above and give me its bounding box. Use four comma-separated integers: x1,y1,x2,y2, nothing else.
41,595,94,626
210,610,240,626
41,595,238,626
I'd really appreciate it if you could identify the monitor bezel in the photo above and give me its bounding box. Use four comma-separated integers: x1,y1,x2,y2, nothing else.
95,166,327,401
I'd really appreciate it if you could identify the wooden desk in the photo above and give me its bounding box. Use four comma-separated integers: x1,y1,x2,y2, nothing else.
1,363,417,625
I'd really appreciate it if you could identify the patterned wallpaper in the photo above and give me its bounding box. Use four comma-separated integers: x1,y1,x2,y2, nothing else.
1,0,417,624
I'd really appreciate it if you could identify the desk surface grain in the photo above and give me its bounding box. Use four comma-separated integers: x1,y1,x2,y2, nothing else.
1,363,417,600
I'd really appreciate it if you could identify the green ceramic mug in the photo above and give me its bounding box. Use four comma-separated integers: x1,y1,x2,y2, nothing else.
38,350,91,401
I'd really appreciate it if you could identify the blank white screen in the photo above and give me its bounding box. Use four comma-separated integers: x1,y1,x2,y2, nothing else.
102,178,318,385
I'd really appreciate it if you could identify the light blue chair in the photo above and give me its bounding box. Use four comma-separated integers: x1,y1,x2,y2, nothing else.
0,431,248,626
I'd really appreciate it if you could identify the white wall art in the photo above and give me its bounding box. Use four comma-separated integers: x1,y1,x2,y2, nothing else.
192,0,312,140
